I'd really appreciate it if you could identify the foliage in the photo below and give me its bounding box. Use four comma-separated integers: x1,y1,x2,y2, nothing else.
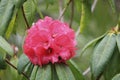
0,0,120,80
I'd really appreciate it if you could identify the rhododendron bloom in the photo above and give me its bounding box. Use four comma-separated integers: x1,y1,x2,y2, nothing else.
23,16,76,66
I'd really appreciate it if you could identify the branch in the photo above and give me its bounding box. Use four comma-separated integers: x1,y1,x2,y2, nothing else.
5,59,29,80
58,0,72,20
91,0,98,12
59,0,64,21
69,0,74,28
22,6,30,29
83,67,90,75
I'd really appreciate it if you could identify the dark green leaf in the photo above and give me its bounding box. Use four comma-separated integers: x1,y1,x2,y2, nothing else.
51,64,59,80
30,66,38,80
0,36,13,56
23,0,36,26
104,47,120,80
79,33,106,56
24,62,34,77
0,0,14,35
20,63,34,80
0,48,7,69
17,54,29,74
55,63,75,80
116,34,120,52
36,64,51,80
91,33,116,79
112,73,120,80
67,60,84,80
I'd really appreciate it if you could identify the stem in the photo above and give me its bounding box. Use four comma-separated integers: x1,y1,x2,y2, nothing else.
118,14,120,29
59,0,64,22
58,0,72,20
5,59,29,79
69,0,74,28
83,67,90,75
75,26,80,38
91,0,98,12
22,6,30,29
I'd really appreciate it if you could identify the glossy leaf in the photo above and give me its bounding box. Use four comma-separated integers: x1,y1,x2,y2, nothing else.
116,34,120,52
30,66,38,80
79,33,106,56
104,47,120,80
0,36,13,56
17,54,29,74
112,73,120,80
91,33,116,79
0,0,14,35
35,64,51,80
23,0,36,26
55,63,75,80
67,60,84,80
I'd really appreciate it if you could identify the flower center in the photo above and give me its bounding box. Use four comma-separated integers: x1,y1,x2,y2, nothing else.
46,47,53,54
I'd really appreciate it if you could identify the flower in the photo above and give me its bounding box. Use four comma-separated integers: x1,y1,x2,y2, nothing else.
23,16,76,66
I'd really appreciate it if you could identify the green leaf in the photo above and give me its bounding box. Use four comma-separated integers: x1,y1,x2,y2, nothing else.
20,63,34,80
104,47,120,80
79,33,107,56
0,48,7,69
112,73,120,80
116,34,120,52
91,33,116,79
51,64,59,80
0,36,13,56
55,63,75,80
0,0,14,35
5,9,17,39
30,66,38,80
108,0,116,13
14,9,26,36
24,62,34,77
44,0,55,9
80,1,91,33
67,60,85,80
17,54,29,74
45,0,55,5
15,0,26,8
35,64,51,80
23,0,36,26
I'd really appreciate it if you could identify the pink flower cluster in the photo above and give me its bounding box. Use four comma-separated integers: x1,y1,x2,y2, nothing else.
23,16,76,66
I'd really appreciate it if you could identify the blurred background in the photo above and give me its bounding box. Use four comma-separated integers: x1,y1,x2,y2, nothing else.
0,0,118,80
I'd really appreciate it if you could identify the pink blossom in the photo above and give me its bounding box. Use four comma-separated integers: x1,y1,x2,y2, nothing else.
23,16,76,66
